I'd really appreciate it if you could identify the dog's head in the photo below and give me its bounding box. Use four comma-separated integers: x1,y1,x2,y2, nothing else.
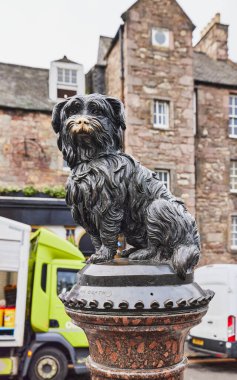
52,94,126,168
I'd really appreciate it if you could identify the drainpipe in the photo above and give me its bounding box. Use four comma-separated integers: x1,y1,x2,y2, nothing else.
119,25,125,104
119,25,125,152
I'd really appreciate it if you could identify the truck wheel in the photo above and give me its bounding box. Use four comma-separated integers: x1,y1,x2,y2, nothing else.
28,347,68,380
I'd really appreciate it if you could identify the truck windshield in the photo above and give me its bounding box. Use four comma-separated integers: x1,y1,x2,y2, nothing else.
57,269,78,295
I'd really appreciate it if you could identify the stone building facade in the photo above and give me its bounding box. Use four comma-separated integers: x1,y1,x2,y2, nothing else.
193,15,237,264
86,0,237,265
0,56,85,190
0,57,85,239
0,63,60,188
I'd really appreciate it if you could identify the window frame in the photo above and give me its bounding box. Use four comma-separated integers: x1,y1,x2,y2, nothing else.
57,68,77,86
230,160,237,193
155,169,170,190
56,268,78,296
153,100,169,130
151,28,170,48
229,94,237,138
231,215,237,250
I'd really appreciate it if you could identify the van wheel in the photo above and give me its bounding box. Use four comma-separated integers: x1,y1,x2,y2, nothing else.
28,347,68,380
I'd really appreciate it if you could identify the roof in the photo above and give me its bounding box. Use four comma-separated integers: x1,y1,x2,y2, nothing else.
0,62,54,112
97,36,113,65
121,0,195,30
194,52,237,87
54,55,79,65
31,228,85,261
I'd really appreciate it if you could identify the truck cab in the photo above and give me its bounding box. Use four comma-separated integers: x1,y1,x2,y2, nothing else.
0,217,88,380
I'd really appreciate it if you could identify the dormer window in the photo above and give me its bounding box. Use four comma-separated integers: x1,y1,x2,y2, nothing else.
49,55,85,101
57,68,77,85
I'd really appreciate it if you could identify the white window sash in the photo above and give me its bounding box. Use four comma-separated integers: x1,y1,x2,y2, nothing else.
229,95,237,137
156,169,170,190
57,68,77,85
231,216,237,249
230,161,237,192
153,101,169,129
57,68,63,82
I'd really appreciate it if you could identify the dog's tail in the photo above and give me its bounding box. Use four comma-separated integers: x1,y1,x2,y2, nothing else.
172,245,200,280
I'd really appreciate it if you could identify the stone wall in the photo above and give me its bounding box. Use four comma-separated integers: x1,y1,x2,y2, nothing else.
195,24,228,60
0,108,67,188
195,84,237,265
121,0,195,214
194,22,228,61
105,40,122,99
86,65,106,95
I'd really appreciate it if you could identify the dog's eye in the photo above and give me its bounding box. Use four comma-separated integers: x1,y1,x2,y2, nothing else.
89,104,103,117
67,104,82,117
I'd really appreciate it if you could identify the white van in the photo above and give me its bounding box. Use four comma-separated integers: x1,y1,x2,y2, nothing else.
189,264,237,358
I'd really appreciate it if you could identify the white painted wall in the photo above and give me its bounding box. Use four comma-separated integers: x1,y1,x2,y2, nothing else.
49,59,85,101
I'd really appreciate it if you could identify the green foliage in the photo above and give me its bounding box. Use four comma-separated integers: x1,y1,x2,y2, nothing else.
22,186,38,196
0,186,20,194
0,185,66,199
42,186,66,198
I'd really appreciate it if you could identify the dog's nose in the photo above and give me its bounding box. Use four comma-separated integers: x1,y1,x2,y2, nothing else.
76,117,90,125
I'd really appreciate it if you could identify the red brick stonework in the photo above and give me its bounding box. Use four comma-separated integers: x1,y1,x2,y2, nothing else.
195,85,237,265
112,0,196,213
194,13,228,61
95,0,237,265
0,108,67,188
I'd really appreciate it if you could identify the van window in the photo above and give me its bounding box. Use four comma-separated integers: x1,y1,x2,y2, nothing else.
57,269,78,295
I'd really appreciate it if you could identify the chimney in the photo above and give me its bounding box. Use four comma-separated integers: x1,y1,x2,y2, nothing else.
194,13,229,61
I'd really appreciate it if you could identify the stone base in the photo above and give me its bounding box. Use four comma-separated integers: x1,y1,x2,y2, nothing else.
68,309,207,380
88,357,187,380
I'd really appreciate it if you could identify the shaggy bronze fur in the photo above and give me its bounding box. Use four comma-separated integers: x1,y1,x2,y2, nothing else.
52,94,200,279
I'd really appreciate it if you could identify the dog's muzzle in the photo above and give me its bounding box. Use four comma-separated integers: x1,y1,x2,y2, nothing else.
67,116,93,134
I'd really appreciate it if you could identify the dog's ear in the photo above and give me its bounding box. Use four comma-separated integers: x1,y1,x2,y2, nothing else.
106,97,126,130
51,100,68,133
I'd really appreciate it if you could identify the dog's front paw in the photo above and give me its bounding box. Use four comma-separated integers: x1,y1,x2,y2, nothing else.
87,246,114,264
129,248,156,261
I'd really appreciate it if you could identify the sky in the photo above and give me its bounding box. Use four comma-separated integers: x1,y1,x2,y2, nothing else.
0,0,236,73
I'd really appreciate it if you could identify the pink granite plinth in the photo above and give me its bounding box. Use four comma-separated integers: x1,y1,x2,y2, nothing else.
67,308,207,380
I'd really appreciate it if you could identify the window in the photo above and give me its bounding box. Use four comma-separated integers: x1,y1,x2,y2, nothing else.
153,100,169,129
57,68,63,82
57,68,77,85
152,28,170,48
156,169,170,190
230,161,237,192
229,95,237,137
57,269,78,295
231,216,237,249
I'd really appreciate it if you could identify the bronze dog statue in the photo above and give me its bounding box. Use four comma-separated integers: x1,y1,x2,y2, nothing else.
52,94,200,279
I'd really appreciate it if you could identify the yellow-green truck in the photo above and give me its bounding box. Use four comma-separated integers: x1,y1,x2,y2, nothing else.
0,216,88,379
